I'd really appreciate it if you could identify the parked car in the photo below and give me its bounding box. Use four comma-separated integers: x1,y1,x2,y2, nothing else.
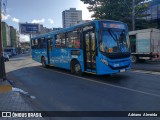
3,53,9,62
4,47,17,57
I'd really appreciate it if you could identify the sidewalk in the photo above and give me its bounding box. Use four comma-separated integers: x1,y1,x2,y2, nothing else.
0,79,45,120
0,80,12,92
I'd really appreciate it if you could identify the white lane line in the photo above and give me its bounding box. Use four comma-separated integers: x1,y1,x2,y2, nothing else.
39,67,160,98
132,70,160,75
12,87,36,99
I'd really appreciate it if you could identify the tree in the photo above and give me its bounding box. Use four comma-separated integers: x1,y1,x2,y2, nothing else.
81,0,151,30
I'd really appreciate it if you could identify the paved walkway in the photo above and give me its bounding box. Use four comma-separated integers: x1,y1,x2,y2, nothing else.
0,80,45,120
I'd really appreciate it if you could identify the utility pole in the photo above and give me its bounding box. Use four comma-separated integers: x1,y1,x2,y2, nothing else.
132,0,135,31
0,0,7,81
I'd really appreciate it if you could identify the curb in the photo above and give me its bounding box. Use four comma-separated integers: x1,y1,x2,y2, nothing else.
0,80,12,92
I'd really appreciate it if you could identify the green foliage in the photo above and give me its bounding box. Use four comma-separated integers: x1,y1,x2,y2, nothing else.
81,0,151,30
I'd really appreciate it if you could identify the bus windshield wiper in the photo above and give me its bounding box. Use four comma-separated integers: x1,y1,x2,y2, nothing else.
108,29,118,42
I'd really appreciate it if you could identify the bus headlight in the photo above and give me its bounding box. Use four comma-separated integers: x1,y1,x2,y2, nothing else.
101,58,108,65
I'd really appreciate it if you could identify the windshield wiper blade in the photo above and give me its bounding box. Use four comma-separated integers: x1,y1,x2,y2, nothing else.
108,29,118,42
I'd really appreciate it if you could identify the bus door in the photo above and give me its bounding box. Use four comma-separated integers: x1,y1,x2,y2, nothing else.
46,37,53,64
83,30,96,72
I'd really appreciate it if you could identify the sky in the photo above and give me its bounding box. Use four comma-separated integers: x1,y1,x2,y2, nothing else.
2,0,93,41
2,0,93,29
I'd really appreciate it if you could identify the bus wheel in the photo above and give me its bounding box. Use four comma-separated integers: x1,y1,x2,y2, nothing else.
71,61,82,76
41,57,47,68
131,55,137,63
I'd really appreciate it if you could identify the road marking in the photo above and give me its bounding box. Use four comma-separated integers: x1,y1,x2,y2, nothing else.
12,87,36,99
39,67,160,98
132,70,160,75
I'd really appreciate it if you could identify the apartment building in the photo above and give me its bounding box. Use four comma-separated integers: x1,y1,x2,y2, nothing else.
2,22,11,47
62,8,82,28
2,22,19,48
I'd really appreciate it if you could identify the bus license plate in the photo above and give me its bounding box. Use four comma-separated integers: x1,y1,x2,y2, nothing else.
120,69,125,72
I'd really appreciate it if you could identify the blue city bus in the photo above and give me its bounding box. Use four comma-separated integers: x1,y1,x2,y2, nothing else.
31,20,131,75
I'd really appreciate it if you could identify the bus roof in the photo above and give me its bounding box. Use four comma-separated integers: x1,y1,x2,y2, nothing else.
31,20,126,39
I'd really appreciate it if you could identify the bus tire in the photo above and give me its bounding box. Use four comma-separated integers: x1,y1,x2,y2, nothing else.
41,57,47,68
131,55,137,63
71,60,82,76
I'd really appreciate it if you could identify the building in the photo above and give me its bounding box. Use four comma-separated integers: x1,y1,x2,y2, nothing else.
2,22,11,48
62,8,82,28
16,31,20,48
39,25,53,34
2,22,7,48
32,24,53,37
146,0,160,21
2,22,19,49
145,0,160,28
6,25,11,47
10,26,17,48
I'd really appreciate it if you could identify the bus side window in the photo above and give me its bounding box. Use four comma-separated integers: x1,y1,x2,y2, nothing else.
34,39,38,49
55,34,61,48
74,29,81,48
66,30,80,48
31,39,35,49
66,32,73,48
42,38,46,48
61,34,65,48
38,38,46,49
50,40,53,50
48,39,53,51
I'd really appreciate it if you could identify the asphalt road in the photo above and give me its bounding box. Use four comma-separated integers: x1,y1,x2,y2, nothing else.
4,54,160,120
132,61,160,72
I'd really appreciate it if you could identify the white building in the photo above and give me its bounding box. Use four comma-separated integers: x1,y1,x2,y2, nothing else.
6,25,11,46
62,8,82,28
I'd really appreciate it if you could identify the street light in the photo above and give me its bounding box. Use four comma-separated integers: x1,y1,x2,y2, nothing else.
0,0,7,81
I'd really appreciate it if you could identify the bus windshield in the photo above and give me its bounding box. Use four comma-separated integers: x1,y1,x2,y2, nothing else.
100,29,130,53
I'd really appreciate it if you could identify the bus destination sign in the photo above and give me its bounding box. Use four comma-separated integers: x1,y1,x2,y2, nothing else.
101,22,125,29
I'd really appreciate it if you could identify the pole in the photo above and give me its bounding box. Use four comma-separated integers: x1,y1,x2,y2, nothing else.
132,0,135,31
0,0,7,80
